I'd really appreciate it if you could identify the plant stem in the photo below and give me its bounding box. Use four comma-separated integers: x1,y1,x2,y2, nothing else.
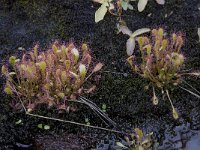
166,89,174,109
178,85,200,99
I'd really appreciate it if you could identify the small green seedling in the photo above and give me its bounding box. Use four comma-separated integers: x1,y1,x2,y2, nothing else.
44,125,50,130
37,124,50,130
37,124,43,129
102,103,107,112
15,119,22,125
85,118,90,125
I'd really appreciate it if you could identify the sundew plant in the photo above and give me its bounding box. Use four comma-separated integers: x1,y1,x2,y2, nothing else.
127,28,200,119
2,42,103,112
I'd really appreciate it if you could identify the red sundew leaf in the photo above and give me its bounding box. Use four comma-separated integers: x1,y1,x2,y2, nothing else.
27,103,35,110
47,99,55,107
68,43,75,50
70,106,77,112
69,71,79,79
70,94,77,100
86,85,96,93
58,104,67,110
78,88,83,94
82,54,92,65
92,63,103,73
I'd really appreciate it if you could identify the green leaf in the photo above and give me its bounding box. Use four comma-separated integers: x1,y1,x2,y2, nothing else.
4,87,13,95
44,125,50,130
1,65,8,76
116,142,128,148
95,2,108,22
71,48,79,63
134,128,144,142
138,0,148,12
131,28,150,38
198,28,200,42
37,124,43,129
15,119,22,125
102,103,107,110
121,1,128,10
128,4,134,10
39,61,47,72
79,64,87,79
9,56,16,66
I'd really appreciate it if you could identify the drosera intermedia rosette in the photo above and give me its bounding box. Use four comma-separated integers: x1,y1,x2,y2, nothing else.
127,28,200,119
2,42,104,113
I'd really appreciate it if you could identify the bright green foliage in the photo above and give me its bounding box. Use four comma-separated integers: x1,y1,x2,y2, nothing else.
2,42,103,111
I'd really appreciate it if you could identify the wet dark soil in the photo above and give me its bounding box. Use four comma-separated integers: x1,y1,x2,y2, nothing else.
0,0,200,149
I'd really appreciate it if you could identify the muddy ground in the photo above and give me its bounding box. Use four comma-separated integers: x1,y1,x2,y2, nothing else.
0,0,200,149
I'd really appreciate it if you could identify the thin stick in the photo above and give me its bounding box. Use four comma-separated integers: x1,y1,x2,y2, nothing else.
178,85,200,99
73,99,111,126
17,96,125,135
103,71,128,75
26,112,124,134
182,80,200,95
84,72,93,81
79,97,116,127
